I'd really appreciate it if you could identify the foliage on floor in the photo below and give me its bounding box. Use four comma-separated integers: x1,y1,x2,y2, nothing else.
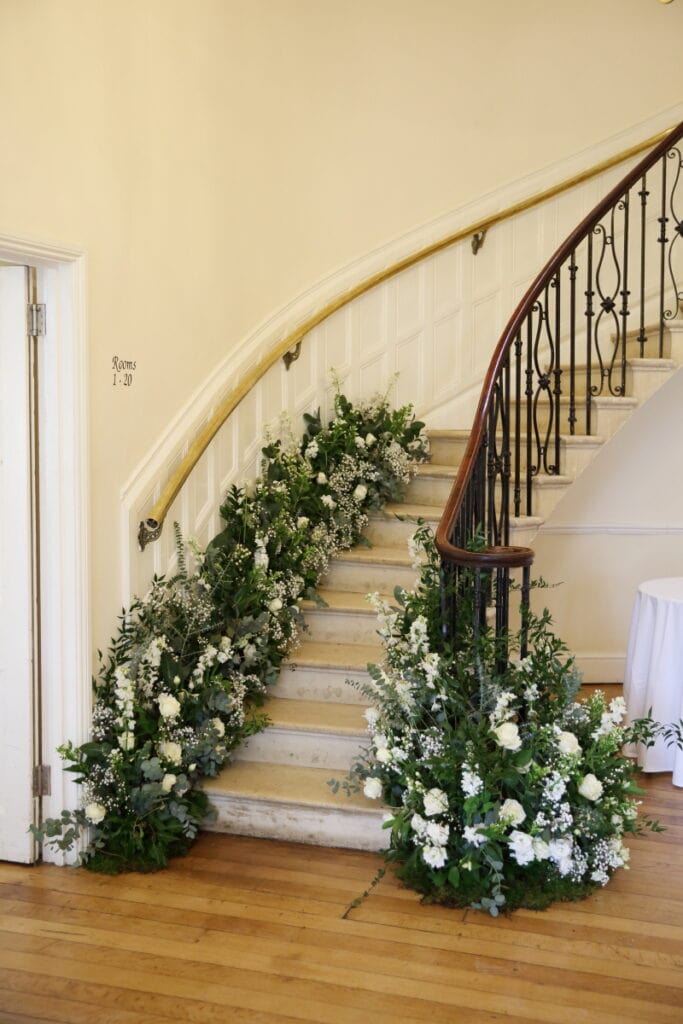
341,524,683,914
31,385,429,873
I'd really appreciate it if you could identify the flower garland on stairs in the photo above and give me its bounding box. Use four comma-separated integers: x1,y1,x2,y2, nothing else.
33,384,429,873
339,524,683,914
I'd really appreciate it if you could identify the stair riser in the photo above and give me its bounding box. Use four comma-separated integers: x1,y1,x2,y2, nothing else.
323,559,418,592
512,402,589,436
521,400,632,440
276,664,373,704
364,515,438,547
204,795,385,851
303,608,380,644
235,727,369,770
625,365,675,402
405,473,455,506
428,436,468,466
624,326,683,363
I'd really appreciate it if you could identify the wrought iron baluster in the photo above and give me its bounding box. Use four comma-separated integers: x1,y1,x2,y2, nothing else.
487,400,497,546
495,566,510,674
502,352,511,546
665,146,683,325
525,313,533,514
520,565,531,659
618,191,630,396
659,153,669,356
513,333,522,518
568,252,577,436
585,231,594,434
638,174,649,356
552,270,562,473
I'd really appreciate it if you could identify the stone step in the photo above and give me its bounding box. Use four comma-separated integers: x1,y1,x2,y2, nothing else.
276,639,379,703
235,697,370,770
301,588,389,644
363,502,441,545
405,463,458,506
622,322,683,363
202,761,385,851
427,432,605,480
513,394,638,438
322,544,419,592
554,357,676,400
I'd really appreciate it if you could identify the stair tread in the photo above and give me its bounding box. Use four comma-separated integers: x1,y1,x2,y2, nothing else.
202,760,381,814
300,589,391,615
284,639,383,671
261,696,368,735
413,462,459,477
374,501,443,520
333,544,414,566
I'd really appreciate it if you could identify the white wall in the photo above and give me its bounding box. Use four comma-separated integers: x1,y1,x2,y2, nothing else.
1,0,682,646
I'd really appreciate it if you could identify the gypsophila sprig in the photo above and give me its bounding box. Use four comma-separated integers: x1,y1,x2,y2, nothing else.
340,524,683,914
31,380,429,873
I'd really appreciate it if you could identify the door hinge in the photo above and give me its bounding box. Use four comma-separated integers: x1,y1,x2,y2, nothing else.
33,764,51,798
27,303,46,337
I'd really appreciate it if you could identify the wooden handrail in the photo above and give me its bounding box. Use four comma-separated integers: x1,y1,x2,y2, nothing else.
435,119,683,572
139,123,677,548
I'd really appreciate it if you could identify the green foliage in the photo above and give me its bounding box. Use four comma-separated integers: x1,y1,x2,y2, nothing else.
33,383,429,874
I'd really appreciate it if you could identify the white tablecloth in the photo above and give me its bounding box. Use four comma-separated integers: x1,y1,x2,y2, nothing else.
624,577,683,787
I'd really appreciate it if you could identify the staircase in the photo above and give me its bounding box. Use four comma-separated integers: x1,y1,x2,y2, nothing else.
202,321,683,851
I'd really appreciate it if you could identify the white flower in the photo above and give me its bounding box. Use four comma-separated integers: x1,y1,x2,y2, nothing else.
306,441,319,459
212,717,225,737
422,844,448,869
373,733,388,750
426,821,449,845
296,516,309,529
161,773,177,793
548,837,573,875
493,722,522,751
353,484,368,502
423,788,448,817
254,547,269,570
316,472,328,485
157,693,181,720
375,748,392,764
461,768,483,797
410,813,427,835
509,830,535,866
365,433,377,447
118,731,135,752
84,802,106,825
532,837,550,861
364,708,379,729
354,436,366,448
159,740,182,765
558,731,581,756
499,799,526,827
268,598,283,613
363,776,383,800
578,773,603,801
463,825,487,848
321,494,336,509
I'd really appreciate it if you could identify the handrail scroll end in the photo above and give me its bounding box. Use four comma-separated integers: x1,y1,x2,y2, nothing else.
138,518,162,551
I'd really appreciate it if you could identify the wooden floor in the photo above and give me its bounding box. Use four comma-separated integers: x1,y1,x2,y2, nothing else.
0,771,681,1023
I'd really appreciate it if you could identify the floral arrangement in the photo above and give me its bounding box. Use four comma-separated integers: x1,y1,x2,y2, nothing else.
32,382,429,874
338,524,682,914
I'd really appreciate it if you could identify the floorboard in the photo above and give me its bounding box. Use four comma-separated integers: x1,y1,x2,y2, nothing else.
0,772,681,1022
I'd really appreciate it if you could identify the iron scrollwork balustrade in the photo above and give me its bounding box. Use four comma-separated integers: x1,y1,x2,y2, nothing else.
436,124,683,665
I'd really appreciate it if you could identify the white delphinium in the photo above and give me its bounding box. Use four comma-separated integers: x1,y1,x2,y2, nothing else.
548,837,573,876
509,830,535,866
489,690,516,727
306,439,319,460
422,652,440,689
592,696,628,739
118,730,135,752
409,616,429,656
364,707,379,730
461,766,484,798
463,825,487,848
254,537,269,570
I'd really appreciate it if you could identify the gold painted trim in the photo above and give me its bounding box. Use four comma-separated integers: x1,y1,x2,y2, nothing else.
140,124,675,546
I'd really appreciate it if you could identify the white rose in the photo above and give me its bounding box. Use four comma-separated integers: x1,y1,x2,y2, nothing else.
297,516,309,529
157,693,181,720
321,494,336,509
423,788,449,817
316,472,328,485
375,748,392,764
365,433,377,447
161,773,177,793
493,722,522,751
499,798,526,827
422,844,448,869
410,813,427,834
84,802,106,825
558,731,581,756
118,731,135,752
426,821,449,845
509,830,535,866
353,484,368,502
363,776,383,800
158,740,182,766
212,717,225,737
578,773,603,801
532,837,550,861
268,598,283,613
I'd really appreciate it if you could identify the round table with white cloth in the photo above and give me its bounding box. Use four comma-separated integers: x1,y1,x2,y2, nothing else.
624,577,683,787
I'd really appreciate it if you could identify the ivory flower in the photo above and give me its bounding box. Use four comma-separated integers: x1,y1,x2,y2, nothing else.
423,788,448,817
558,731,581,756
363,777,383,800
365,433,377,447
161,773,177,793
268,598,283,613
499,798,526,826
353,484,368,502
316,472,328,485
509,830,535,866
578,773,603,801
422,844,448,869
157,693,181,720
118,731,135,752
321,494,336,509
85,802,106,825
159,740,182,766
212,717,225,737
493,722,522,751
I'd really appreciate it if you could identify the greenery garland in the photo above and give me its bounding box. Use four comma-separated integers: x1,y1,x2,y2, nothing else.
32,384,429,873
337,524,683,914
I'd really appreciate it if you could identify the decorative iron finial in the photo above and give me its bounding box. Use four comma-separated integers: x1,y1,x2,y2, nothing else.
138,517,163,551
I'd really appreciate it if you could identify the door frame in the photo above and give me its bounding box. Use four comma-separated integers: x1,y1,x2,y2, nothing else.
0,233,90,864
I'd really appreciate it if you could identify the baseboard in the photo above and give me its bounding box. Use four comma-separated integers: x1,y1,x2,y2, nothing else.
573,653,625,684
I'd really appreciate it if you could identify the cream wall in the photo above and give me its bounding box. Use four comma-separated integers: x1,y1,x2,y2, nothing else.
0,0,682,646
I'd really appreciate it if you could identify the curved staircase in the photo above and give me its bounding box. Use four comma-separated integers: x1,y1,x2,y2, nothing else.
202,320,683,851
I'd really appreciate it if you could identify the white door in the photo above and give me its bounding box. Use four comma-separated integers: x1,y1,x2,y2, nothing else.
0,266,37,863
